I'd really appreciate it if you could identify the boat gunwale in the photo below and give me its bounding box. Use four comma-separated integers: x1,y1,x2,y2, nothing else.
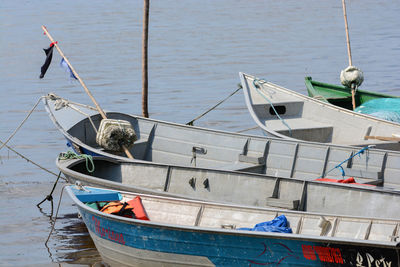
58,156,400,198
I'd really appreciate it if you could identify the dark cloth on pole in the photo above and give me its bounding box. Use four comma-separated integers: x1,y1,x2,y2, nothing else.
40,44,55,79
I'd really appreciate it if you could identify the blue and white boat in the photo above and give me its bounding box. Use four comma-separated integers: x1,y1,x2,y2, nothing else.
66,185,400,267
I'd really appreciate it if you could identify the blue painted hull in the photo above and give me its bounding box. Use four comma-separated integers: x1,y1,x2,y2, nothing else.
76,206,398,267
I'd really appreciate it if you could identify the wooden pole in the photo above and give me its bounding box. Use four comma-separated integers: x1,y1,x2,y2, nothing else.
342,0,352,66
42,26,134,159
142,0,150,118
341,0,356,110
42,26,107,119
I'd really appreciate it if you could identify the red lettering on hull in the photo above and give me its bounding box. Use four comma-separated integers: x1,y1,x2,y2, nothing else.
302,245,343,264
92,216,125,245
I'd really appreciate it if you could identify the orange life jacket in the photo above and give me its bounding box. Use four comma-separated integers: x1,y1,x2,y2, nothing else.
100,196,149,220
127,196,149,220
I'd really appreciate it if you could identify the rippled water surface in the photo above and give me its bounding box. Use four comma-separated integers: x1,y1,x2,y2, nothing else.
1,0,399,265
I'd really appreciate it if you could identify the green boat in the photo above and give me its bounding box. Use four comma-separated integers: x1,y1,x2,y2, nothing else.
305,76,398,110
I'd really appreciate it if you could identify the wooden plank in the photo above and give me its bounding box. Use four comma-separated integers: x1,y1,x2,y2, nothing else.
365,135,400,141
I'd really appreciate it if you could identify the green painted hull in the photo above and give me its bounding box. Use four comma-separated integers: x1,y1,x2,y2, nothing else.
305,76,397,110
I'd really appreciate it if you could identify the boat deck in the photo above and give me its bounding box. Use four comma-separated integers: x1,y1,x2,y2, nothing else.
261,117,333,143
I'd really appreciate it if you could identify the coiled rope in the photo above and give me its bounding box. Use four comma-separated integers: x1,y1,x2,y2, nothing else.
253,78,292,136
58,151,95,173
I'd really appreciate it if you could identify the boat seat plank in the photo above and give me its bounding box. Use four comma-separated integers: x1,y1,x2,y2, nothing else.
263,118,333,132
263,118,333,143
217,161,264,172
72,187,122,202
238,154,264,164
266,197,299,210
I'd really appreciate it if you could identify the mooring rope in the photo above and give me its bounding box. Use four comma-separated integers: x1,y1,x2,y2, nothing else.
236,126,259,133
321,145,372,178
0,96,44,152
37,171,63,218
253,79,292,136
0,139,67,179
47,93,99,134
186,85,242,126
58,151,95,173
45,184,67,245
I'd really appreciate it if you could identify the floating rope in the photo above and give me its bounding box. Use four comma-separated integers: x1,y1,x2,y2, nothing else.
252,79,292,136
322,145,372,178
58,151,95,173
186,85,242,126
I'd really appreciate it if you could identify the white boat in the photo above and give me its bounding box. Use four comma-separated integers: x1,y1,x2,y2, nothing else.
240,72,400,150
59,156,400,219
44,93,400,189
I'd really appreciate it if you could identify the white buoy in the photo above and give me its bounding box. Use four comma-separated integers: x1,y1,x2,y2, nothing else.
340,65,364,89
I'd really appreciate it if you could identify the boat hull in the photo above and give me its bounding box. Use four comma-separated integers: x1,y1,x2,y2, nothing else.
305,76,398,110
45,94,400,190
78,205,399,267
240,73,400,150
59,157,400,219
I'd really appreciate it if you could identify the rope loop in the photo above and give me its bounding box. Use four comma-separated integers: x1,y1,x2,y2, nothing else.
59,151,95,173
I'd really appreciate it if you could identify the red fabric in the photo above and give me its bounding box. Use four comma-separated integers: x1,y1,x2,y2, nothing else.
315,177,375,187
127,196,150,220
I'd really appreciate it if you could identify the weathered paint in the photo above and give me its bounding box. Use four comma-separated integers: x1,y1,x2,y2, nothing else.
78,208,399,267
